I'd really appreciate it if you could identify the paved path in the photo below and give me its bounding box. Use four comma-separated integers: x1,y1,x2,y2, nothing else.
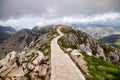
50,27,85,80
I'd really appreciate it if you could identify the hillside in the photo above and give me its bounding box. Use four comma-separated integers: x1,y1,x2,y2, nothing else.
59,28,120,65
100,35,120,49
32,25,53,34
0,29,38,59
73,26,120,39
0,26,58,80
0,25,120,80
0,25,70,59
0,26,16,43
58,26,120,80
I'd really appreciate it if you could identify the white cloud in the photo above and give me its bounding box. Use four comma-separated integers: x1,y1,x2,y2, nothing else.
58,13,120,23
0,13,120,30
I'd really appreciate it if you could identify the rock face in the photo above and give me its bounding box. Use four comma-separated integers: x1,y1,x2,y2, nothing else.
0,29,38,59
0,29,55,80
60,29,120,66
70,50,89,77
0,26,16,43
0,49,49,80
0,25,58,79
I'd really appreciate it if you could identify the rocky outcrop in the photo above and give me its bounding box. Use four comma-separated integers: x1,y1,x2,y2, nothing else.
70,49,90,77
60,29,120,66
0,29,38,59
0,49,49,80
0,26,58,80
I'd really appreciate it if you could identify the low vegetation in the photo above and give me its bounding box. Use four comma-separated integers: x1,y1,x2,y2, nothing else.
38,29,58,56
80,51,120,80
59,39,120,80
58,29,120,80
30,29,58,57
39,42,51,56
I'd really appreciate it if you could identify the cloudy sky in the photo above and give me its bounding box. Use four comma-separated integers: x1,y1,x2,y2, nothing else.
0,0,120,29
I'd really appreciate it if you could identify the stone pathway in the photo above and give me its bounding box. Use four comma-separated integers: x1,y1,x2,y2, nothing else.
50,27,85,80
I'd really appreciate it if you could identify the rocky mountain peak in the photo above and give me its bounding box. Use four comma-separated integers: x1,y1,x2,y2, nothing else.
59,29,120,65
0,29,38,59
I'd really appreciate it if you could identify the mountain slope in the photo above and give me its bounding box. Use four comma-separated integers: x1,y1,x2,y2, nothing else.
73,26,120,39
0,26,16,43
0,29,38,59
32,25,53,34
0,25,60,59
58,27,120,79
99,35,120,48
59,29,120,65
0,27,58,80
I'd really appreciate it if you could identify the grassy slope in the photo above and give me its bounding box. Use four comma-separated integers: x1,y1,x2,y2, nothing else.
59,39,120,80
81,51,120,80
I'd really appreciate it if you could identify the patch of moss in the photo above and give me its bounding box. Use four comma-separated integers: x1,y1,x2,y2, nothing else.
31,52,36,58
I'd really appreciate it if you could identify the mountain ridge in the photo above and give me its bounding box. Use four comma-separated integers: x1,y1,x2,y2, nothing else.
0,25,120,80
0,26,16,43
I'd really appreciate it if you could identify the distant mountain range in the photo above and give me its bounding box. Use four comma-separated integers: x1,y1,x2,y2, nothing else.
71,23,120,39
0,25,55,59
0,26,16,43
77,26,120,39
71,23,120,30
100,35,120,49
0,29,38,59
70,23,120,48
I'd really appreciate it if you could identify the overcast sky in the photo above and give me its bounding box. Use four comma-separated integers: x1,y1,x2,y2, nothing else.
0,0,120,29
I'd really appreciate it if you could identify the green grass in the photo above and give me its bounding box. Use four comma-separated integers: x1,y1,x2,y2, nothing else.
26,52,36,61
99,35,120,49
31,52,36,58
80,50,120,80
39,42,51,56
37,29,59,56
59,29,120,80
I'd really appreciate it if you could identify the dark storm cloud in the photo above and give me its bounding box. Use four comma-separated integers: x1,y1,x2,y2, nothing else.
0,0,120,20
